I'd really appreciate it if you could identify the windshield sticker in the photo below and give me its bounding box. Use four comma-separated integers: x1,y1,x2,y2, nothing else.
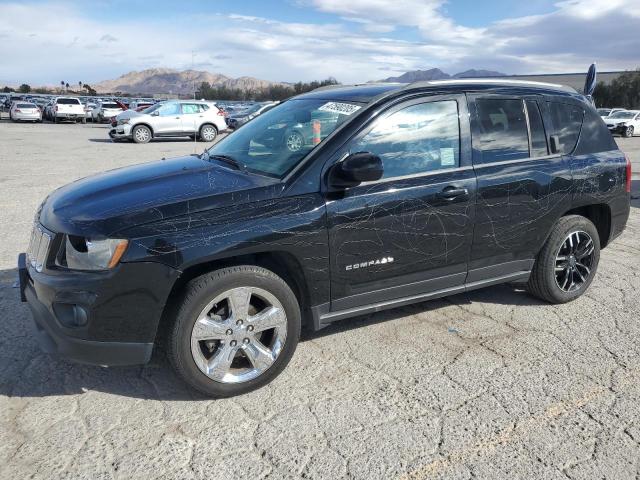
440,148,455,166
318,102,361,116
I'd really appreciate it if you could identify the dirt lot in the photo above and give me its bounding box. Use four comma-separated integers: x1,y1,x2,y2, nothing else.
1,120,639,480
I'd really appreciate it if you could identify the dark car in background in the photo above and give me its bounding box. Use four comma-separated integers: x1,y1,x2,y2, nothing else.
20,79,630,398
226,101,279,129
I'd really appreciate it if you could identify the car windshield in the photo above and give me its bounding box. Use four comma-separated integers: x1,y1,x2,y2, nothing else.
205,98,363,178
141,103,162,114
609,111,636,119
597,108,611,115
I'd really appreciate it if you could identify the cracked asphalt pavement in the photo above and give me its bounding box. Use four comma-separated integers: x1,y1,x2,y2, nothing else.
1,120,639,479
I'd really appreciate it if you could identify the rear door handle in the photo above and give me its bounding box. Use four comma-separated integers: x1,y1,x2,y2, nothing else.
438,186,469,199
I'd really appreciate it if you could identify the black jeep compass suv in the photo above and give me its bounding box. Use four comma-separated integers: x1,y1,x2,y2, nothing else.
19,80,631,397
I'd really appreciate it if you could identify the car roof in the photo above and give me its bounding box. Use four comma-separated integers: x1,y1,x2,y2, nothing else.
296,79,582,104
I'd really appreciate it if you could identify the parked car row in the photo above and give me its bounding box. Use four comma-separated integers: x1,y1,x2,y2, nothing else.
598,107,640,137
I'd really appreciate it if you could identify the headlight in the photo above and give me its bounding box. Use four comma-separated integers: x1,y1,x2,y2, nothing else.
59,236,129,270
118,118,129,125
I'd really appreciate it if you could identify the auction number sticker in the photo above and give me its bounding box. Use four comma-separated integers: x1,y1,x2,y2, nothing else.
318,102,362,115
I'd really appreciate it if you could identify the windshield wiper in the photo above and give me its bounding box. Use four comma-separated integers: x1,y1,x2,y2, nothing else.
202,151,248,173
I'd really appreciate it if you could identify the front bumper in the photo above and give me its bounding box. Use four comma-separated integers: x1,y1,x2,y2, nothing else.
18,253,179,366
109,123,133,139
607,124,628,134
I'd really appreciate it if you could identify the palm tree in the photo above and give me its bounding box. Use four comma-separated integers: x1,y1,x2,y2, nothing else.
65,82,69,92
60,80,64,93
78,81,82,91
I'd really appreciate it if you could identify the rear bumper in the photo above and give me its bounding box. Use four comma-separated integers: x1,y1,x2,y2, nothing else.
55,113,84,119
18,253,179,366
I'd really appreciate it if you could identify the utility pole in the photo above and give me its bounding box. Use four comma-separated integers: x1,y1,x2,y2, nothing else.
192,50,196,100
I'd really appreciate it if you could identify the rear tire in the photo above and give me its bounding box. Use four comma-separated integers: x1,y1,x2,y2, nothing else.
527,215,600,304
132,125,152,143
198,124,217,142
168,266,301,397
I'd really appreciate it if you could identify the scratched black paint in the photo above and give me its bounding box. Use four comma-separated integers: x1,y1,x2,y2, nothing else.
25,81,630,365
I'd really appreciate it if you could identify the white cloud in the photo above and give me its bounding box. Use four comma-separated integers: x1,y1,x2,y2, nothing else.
0,0,638,87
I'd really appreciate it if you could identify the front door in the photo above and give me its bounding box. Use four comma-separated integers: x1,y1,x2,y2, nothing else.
325,95,476,311
153,102,183,135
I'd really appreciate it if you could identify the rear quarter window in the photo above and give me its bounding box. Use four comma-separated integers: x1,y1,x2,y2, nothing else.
573,107,618,155
548,102,583,154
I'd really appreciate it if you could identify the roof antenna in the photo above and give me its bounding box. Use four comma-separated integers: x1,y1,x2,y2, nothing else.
583,63,597,106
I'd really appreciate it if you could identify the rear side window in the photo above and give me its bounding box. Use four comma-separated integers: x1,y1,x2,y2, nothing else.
353,100,460,179
475,98,529,163
548,102,583,154
525,100,548,157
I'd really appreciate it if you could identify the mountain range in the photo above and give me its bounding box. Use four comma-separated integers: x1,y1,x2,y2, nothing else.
378,68,506,83
90,67,508,95
93,68,287,95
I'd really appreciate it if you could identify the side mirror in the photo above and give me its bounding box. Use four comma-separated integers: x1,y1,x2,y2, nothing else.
329,152,383,188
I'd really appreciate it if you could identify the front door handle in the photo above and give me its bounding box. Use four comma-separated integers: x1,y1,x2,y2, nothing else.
438,186,469,199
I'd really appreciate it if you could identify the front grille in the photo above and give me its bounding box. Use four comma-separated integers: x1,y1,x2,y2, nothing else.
26,224,52,272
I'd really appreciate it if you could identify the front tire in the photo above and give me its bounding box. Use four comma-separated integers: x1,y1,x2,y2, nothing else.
132,125,152,143
623,126,634,138
168,266,301,397
527,215,600,304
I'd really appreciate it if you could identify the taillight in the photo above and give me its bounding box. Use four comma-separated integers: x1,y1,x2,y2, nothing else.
15,109,21,113
217,109,226,116
625,153,632,193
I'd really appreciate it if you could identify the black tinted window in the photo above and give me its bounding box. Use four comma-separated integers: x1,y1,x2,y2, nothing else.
548,102,583,154
475,98,529,163
353,100,460,179
57,98,80,105
526,100,548,157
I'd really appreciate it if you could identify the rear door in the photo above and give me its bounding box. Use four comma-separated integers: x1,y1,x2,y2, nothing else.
467,94,573,282
180,103,206,133
325,95,477,311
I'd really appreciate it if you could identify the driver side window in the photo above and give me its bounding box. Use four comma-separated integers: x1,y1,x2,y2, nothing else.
353,101,460,179
158,103,181,116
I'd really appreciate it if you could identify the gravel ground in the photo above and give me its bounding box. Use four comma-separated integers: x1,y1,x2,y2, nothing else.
1,120,639,480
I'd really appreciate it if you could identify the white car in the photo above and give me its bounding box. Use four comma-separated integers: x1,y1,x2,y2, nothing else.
597,107,625,119
604,110,640,138
91,101,124,123
9,102,42,122
51,97,86,123
109,100,228,143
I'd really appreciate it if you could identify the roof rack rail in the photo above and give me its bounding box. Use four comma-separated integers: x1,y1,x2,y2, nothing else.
404,78,577,93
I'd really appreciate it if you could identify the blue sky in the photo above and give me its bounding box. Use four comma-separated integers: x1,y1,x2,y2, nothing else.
1,0,639,86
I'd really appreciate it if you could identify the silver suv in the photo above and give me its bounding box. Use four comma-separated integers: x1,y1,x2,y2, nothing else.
109,100,228,143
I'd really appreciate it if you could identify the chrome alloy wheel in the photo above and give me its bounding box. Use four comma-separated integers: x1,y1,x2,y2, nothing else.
201,125,216,141
134,127,151,142
554,231,595,292
190,286,287,384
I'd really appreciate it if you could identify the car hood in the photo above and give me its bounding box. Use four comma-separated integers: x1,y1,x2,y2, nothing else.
115,109,144,121
605,117,633,125
39,155,281,237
